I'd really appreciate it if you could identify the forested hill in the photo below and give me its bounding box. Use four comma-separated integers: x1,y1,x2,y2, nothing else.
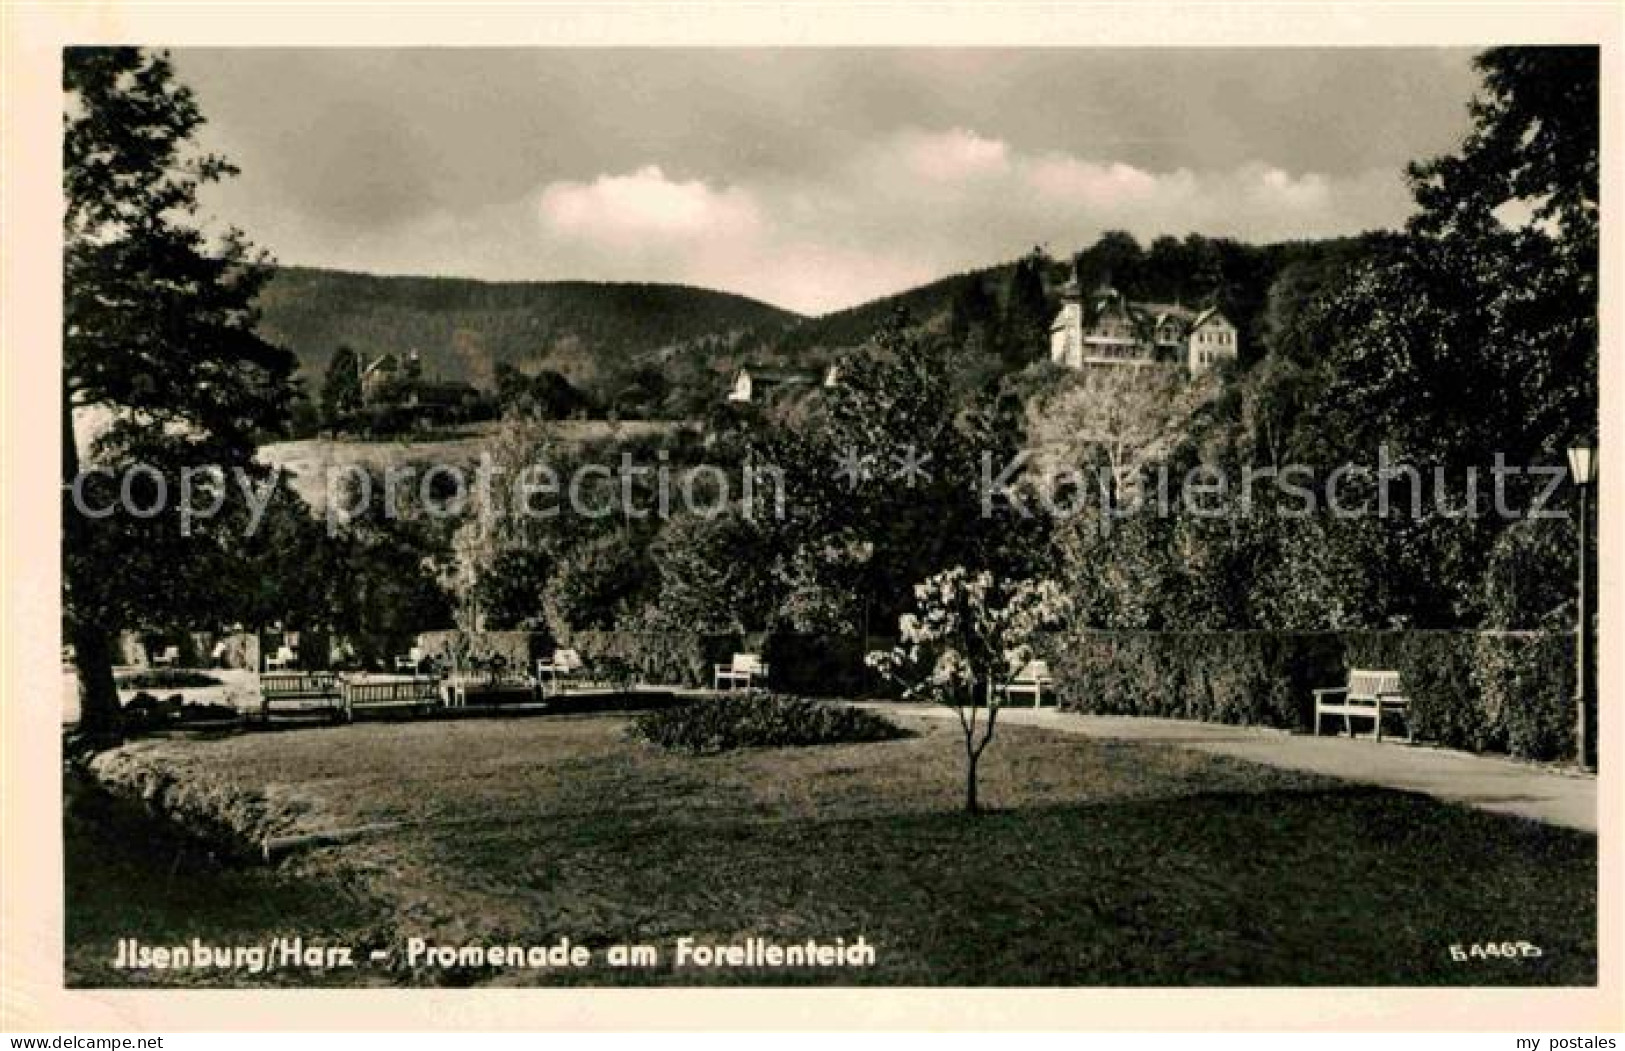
737,262,1019,363
728,232,1385,370
254,266,802,389
259,232,1384,419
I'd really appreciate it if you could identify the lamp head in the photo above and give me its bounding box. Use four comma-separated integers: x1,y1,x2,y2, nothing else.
1567,446,1598,486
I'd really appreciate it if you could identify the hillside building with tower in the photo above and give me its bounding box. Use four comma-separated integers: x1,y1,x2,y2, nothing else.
1049,267,1239,375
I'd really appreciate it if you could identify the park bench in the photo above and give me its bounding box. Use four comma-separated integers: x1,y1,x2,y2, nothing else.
444,666,539,707
714,652,769,691
343,676,441,717
260,671,344,724
998,660,1056,708
1313,668,1412,743
535,649,586,696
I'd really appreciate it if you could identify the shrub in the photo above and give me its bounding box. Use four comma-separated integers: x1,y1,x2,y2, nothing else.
123,691,241,730
115,669,223,690
174,701,241,724
629,694,906,754
120,691,174,728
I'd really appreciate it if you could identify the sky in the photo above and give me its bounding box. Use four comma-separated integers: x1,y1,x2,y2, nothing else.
171,48,1482,315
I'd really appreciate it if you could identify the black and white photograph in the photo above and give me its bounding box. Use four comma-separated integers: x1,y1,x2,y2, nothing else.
3,3,1619,1035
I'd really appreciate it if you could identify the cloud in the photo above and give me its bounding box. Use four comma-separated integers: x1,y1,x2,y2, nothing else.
1252,166,1333,210
507,132,1413,313
1026,157,1167,207
218,126,1415,316
898,128,1010,182
538,165,762,247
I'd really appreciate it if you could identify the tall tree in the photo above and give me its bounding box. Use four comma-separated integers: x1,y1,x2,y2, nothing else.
64,48,296,743
999,250,1052,369
1409,47,1597,257
1225,46,1596,630
948,273,998,352
1076,230,1145,296
321,344,362,423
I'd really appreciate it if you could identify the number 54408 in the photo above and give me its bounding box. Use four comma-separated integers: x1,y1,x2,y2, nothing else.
1449,941,1542,961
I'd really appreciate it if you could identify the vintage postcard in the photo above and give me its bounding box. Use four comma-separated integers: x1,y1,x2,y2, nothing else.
2,1,1620,1036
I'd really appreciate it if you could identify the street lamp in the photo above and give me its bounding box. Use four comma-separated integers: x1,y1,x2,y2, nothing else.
1567,445,1597,770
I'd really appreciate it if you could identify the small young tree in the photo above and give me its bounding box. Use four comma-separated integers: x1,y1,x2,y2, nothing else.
868,568,1069,814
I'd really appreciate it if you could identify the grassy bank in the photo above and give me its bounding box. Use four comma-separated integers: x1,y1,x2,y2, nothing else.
67,711,1597,987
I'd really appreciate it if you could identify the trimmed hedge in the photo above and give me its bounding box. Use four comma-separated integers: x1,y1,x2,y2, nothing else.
1472,633,1577,762
1039,630,1576,762
764,634,900,697
630,694,906,754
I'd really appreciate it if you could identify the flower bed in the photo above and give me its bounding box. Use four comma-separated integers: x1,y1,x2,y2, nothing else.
629,693,906,754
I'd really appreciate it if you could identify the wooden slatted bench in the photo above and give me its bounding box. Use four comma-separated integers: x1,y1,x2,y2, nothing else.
714,653,768,691
998,660,1056,708
535,649,585,697
260,671,344,724
342,676,441,717
1314,668,1412,742
442,669,539,707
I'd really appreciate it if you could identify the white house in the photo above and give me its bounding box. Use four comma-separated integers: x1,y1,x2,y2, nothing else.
727,364,839,404
1184,308,1238,375
1050,267,1239,375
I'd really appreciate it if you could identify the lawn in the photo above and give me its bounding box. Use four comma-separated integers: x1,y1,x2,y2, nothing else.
66,708,1597,987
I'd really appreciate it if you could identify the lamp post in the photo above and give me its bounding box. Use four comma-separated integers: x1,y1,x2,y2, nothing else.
1567,446,1597,771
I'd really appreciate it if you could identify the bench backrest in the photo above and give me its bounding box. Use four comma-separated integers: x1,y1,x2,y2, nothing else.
732,653,765,673
1347,668,1402,699
261,671,339,698
343,678,438,703
1013,660,1052,683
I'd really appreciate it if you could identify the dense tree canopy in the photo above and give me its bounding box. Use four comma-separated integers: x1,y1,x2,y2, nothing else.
63,48,299,740
1054,45,1598,632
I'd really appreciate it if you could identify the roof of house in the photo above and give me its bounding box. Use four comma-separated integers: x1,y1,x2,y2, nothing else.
1054,295,1234,343
1137,302,1199,326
